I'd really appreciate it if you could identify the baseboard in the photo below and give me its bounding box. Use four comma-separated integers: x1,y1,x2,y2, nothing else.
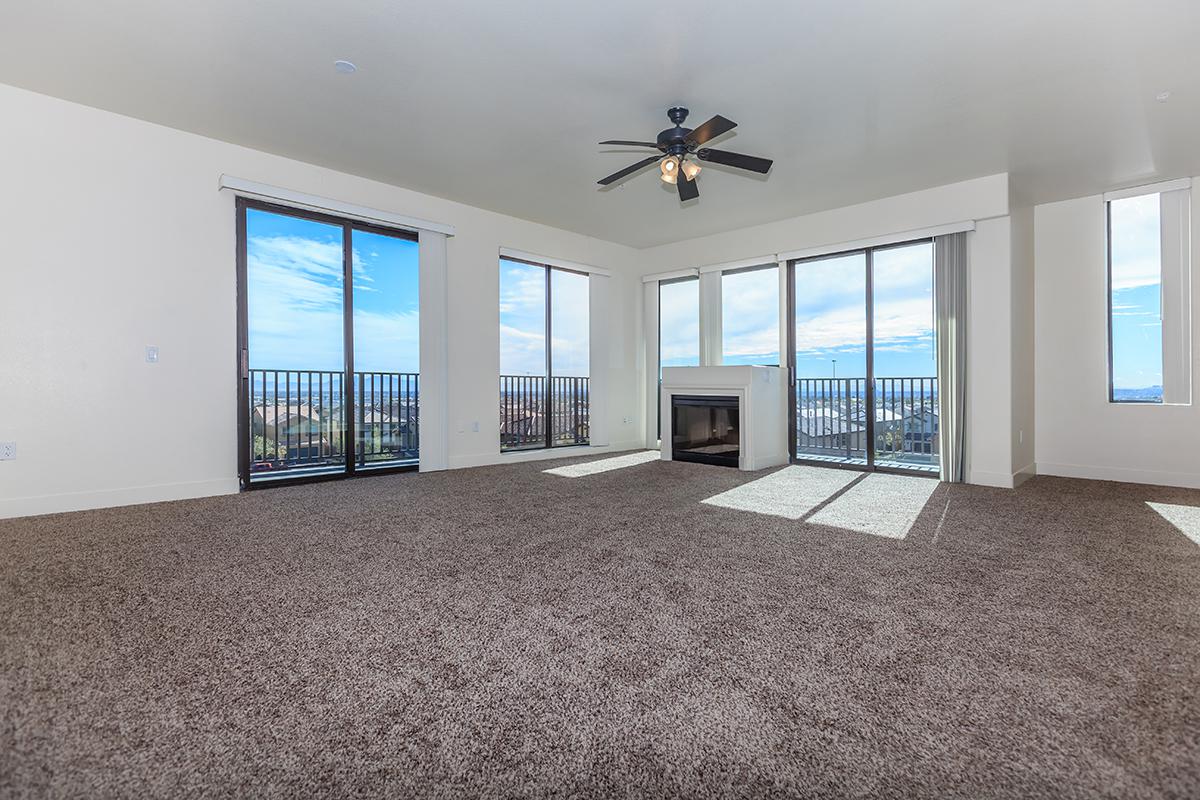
1035,461,1200,490
967,470,1016,489
1013,462,1037,487
0,478,240,520
448,441,650,470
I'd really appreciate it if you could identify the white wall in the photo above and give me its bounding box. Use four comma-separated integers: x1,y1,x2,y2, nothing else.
0,83,645,518
637,174,1025,487
1034,185,1200,488
636,174,1009,273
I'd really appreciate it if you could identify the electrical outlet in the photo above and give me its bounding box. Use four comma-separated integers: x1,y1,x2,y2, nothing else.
0,442,15,460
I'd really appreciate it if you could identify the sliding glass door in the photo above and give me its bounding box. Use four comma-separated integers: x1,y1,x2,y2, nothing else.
498,257,590,451
792,252,869,465
788,240,938,474
870,242,938,471
236,199,419,487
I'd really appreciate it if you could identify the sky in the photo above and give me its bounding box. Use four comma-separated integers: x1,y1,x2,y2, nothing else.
499,258,589,376
1109,193,1163,395
660,278,699,369
245,209,419,374
247,200,1163,395
660,243,938,379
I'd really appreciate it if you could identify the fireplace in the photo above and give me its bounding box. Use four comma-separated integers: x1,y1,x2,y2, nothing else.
671,395,740,467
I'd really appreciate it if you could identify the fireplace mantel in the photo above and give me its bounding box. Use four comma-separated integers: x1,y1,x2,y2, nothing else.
660,366,789,471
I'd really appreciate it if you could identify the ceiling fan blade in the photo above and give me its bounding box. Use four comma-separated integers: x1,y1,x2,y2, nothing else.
599,140,660,148
684,115,736,147
677,174,699,201
597,155,661,185
696,148,773,174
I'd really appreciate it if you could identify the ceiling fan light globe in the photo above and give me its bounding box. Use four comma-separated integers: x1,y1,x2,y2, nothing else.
681,160,701,180
660,171,677,185
660,156,679,177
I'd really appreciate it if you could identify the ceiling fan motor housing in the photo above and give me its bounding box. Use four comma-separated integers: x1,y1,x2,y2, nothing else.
658,107,693,156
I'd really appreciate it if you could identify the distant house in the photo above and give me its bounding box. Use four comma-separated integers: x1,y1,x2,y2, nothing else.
797,409,865,452
251,404,331,461
902,407,939,454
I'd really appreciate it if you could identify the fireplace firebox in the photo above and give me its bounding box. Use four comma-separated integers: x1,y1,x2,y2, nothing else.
670,395,740,467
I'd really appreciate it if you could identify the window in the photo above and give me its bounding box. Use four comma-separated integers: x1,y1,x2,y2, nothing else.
721,264,780,365
499,258,590,450
659,276,700,371
789,240,938,474
1107,183,1192,404
237,200,419,488
657,276,699,438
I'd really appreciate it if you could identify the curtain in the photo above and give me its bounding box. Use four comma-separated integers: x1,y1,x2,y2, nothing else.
1159,187,1192,405
934,232,968,482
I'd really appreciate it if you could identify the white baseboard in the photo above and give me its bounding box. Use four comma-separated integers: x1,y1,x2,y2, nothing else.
0,478,240,520
448,440,650,470
967,470,1016,489
1035,461,1200,489
1013,462,1037,487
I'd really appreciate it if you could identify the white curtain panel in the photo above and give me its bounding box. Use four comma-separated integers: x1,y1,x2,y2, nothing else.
934,232,968,482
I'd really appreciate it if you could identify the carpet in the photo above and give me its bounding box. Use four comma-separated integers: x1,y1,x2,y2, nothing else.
2,454,1199,798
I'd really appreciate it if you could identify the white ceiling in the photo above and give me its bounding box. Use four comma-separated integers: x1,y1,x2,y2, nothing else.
2,0,1199,247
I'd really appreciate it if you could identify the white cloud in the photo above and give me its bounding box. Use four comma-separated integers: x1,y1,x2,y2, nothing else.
247,235,419,373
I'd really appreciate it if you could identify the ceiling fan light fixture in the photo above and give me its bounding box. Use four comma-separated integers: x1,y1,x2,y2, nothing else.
596,109,773,199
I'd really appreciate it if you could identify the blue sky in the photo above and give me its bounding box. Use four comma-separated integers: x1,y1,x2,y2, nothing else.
1109,193,1163,392
248,202,1162,393
661,243,937,379
499,259,589,376
660,278,699,369
245,209,419,373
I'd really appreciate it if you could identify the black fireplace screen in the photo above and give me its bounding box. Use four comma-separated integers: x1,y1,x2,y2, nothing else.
671,395,739,467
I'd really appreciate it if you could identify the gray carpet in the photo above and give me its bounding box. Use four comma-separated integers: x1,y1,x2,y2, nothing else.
2,454,1199,798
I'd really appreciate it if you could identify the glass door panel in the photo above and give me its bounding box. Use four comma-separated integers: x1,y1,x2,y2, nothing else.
499,258,548,450
871,242,939,472
351,228,421,469
244,207,347,481
793,253,868,465
550,268,590,446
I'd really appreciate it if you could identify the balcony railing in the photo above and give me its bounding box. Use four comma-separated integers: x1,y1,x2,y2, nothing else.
248,369,418,474
795,376,938,467
500,375,589,451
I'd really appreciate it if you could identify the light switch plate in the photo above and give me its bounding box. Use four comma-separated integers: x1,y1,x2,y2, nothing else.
145,345,159,363
0,442,15,460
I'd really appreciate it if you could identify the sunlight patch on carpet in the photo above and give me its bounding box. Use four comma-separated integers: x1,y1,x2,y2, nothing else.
543,450,660,477
700,465,859,519
1147,502,1200,547
808,473,938,539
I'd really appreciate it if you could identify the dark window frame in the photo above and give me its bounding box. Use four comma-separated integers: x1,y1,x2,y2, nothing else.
499,256,591,452
235,197,419,491
786,236,938,478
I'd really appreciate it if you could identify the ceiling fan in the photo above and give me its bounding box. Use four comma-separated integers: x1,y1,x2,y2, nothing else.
597,107,773,201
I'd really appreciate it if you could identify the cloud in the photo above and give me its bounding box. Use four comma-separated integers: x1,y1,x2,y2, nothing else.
247,234,419,372
498,263,591,376
1111,193,1162,290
